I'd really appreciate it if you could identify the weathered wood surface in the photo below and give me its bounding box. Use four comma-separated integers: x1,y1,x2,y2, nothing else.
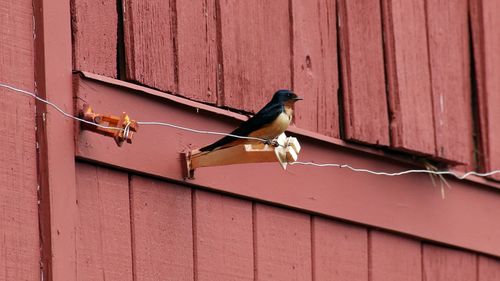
219,0,291,113
382,0,435,155
470,0,500,180
71,0,117,77
338,0,389,145
423,244,476,281
479,255,500,281
176,0,218,104
75,163,132,281
292,0,339,137
370,230,421,281
313,218,367,281
130,176,193,281
0,0,39,280
123,0,176,92
194,190,254,281
426,0,472,165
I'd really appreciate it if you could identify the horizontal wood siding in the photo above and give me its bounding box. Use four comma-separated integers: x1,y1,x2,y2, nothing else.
71,0,117,77
0,0,39,279
338,0,390,146
292,0,339,137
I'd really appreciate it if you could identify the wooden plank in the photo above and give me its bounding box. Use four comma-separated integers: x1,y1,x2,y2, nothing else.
130,176,193,280
74,75,500,257
370,230,421,281
423,244,476,280
219,0,291,113
381,0,435,155
426,0,472,164
470,0,500,180
123,0,176,91
292,0,339,137
75,163,132,281
338,0,389,145
0,2,39,279
313,218,367,281
176,0,217,104
194,190,253,281
254,204,311,281
479,255,500,281
71,0,117,77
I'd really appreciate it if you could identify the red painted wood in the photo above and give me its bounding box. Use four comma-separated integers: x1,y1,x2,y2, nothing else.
292,0,339,137
123,0,176,92
338,0,389,146
219,0,291,113
176,0,217,104
75,75,500,257
0,2,39,279
470,0,500,180
75,163,132,281
254,204,311,281
381,0,435,155
194,190,253,281
71,0,117,77
479,256,500,281
423,244,476,280
313,218,367,281
130,176,193,280
370,230,421,281
426,0,472,165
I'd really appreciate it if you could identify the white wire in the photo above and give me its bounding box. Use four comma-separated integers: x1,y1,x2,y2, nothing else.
289,161,500,180
2,81,499,181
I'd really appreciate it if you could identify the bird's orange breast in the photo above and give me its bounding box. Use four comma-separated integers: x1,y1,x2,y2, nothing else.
248,106,293,140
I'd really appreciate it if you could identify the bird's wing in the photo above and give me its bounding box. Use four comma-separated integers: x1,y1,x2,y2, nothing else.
199,102,283,152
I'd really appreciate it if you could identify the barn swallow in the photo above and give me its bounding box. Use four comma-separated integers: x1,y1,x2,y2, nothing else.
199,89,303,152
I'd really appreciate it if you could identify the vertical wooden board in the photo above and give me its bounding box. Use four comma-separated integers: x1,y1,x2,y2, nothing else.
130,176,193,281
338,0,390,145
381,0,435,155
255,204,311,281
426,0,472,164
292,0,339,137
219,0,291,113
194,190,253,281
470,0,500,180
479,255,500,281
176,0,217,104
370,230,421,281
75,163,132,281
123,0,176,92
313,217,367,281
423,244,476,281
0,0,39,280
71,0,117,77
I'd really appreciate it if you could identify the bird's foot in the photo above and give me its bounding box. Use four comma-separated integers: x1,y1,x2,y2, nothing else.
264,139,280,147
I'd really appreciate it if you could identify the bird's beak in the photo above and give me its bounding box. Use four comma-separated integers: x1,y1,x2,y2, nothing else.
293,96,303,101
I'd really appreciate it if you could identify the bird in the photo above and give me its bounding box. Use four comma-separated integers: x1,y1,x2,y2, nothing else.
198,89,303,153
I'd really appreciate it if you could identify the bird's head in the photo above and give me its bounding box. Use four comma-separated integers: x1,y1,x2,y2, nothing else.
272,89,303,104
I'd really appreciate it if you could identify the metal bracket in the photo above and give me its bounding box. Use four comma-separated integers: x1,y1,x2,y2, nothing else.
79,104,138,146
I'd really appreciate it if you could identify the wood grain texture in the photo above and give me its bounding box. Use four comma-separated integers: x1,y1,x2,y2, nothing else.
123,0,176,91
71,0,117,77
254,204,311,281
194,190,253,281
470,0,500,180
0,0,39,280
381,0,435,155
292,0,339,137
219,0,291,113
423,244,476,281
313,217,368,281
479,255,500,281
75,163,132,281
338,0,389,145
176,0,217,104
426,0,472,164
130,176,193,281
370,230,421,281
